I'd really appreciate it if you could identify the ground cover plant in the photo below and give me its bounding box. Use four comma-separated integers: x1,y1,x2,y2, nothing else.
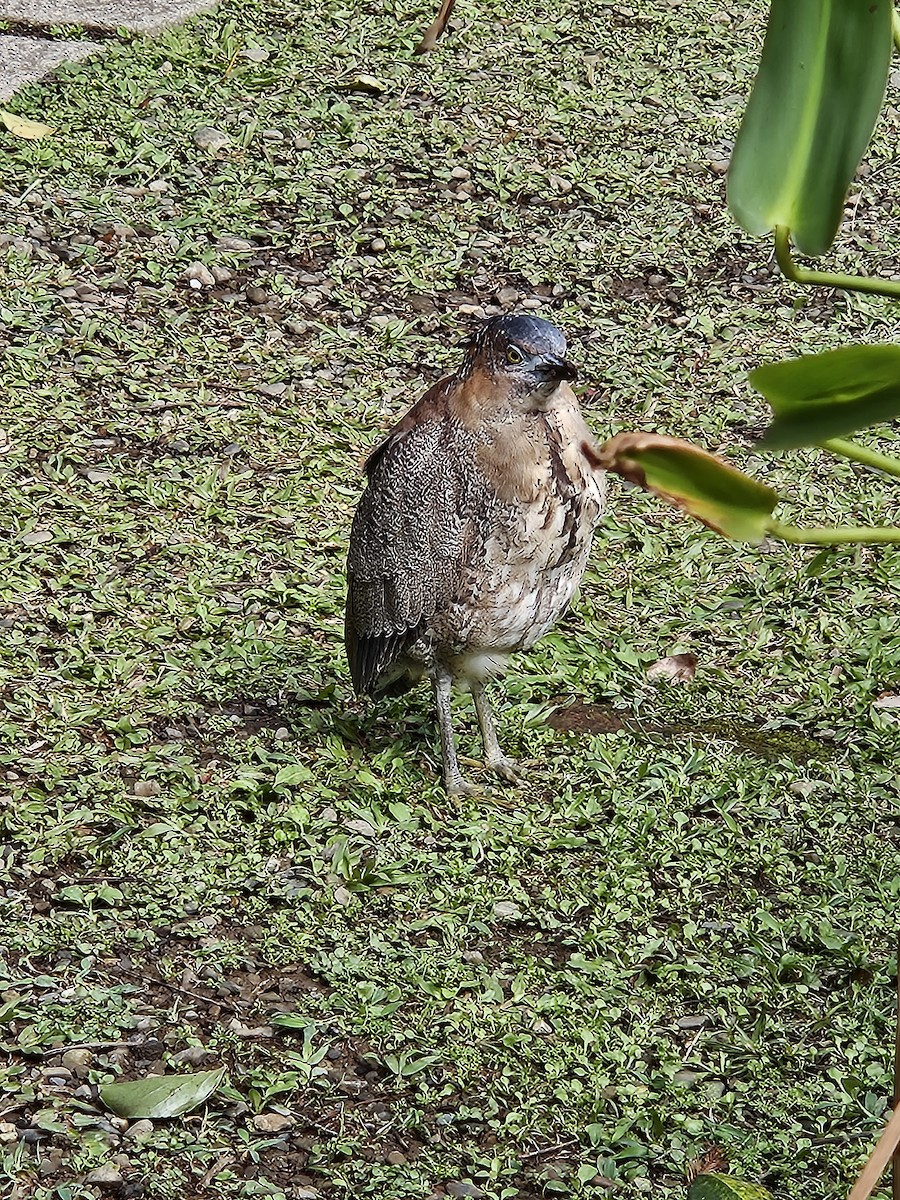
0,0,899,1197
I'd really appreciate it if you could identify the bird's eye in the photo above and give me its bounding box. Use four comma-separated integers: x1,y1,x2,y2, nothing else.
506,345,524,365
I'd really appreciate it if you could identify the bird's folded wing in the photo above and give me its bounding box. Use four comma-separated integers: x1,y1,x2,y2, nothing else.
345,416,478,694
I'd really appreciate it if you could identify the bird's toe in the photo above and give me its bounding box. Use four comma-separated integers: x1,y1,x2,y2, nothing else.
445,773,482,798
487,756,524,786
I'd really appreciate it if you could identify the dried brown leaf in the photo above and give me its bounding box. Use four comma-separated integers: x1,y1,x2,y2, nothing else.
646,653,697,684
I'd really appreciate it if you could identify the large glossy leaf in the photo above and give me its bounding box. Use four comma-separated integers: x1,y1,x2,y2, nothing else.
597,433,778,543
688,1174,773,1200
100,1067,226,1119
750,344,900,448
727,0,892,256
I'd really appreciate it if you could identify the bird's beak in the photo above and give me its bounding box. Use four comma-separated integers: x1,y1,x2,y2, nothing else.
541,355,578,383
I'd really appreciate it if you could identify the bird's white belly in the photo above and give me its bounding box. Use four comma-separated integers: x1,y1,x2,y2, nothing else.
445,488,599,673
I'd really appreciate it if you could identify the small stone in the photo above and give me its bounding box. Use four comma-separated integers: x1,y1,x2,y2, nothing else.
85,1163,123,1186
182,262,215,289
62,1048,93,1077
124,1119,154,1143
447,1183,484,1198
192,126,230,154
40,1064,71,1078
217,235,253,251
492,900,521,921
242,46,269,62
0,1122,16,1144
461,949,484,963
385,1150,407,1165
676,1015,707,1030
132,779,160,798
450,165,470,180
261,128,285,141
497,286,519,307
273,726,290,741
171,1045,210,1066
246,286,269,305
111,223,137,241
147,179,168,193
211,265,233,283
253,1112,293,1133
370,238,387,252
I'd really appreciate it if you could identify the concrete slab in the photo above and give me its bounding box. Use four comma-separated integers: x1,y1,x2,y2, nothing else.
0,0,216,33
0,34,100,101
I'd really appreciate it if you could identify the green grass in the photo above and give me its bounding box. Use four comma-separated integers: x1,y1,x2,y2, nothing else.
1,0,900,1197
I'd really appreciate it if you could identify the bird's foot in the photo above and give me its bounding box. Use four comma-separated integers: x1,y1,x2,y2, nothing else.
486,755,524,787
445,774,482,797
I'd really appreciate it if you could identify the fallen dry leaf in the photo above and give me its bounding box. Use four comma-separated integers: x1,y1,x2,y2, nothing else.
0,109,55,139
646,653,698,684
686,1145,730,1182
415,0,457,53
873,692,900,709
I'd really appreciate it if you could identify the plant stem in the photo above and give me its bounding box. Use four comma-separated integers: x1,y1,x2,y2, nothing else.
893,6,900,53
821,437,900,480
774,225,900,299
893,931,900,1200
767,521,900,545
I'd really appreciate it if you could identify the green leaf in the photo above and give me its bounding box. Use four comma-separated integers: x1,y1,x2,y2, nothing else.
597,433,778,543
727,0,892,255
750,344,900,447
273,763,313,787
100,1068,226,1119
688,1173,773,1200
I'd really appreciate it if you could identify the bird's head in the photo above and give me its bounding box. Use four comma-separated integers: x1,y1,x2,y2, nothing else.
460,314,578,410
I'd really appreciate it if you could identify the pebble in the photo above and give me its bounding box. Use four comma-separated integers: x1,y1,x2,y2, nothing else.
246,286,269,305
492,900,522,920
192,126,230,154
217,235,253,251
147,180,168,193
125,1119,154,1142
447,1184,485,1198
252,1112,293,1133
370,238,387,252
171,1045,210,1066
85,1163,123,1186
0,1122,16,1144
451,165,470,180
132,779,160,798
385,1151,407,1166
211,265,232,283
182,262,215,289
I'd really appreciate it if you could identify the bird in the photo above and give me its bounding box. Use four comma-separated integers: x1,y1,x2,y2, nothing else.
344,313,606,795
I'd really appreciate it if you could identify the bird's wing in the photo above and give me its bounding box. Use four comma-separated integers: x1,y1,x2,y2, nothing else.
345,386,478,694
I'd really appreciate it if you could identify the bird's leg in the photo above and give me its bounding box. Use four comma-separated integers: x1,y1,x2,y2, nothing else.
433,665,478,796
472,681,523,786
